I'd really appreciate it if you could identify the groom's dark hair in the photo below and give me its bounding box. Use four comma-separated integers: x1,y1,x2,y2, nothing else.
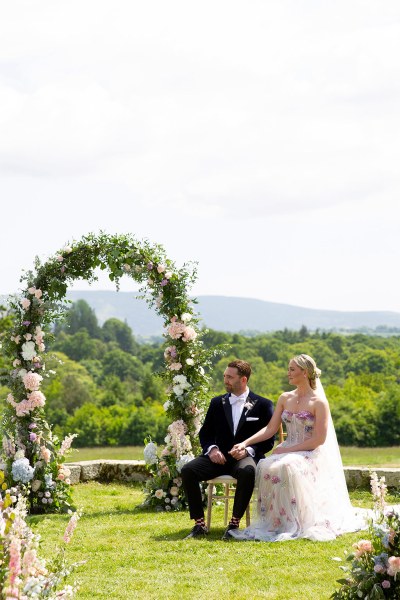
228,360,252,381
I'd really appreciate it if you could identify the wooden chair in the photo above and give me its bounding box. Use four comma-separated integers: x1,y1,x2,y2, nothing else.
206,424,285,530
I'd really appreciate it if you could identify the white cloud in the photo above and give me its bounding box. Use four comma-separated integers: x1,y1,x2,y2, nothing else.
0,1,399,312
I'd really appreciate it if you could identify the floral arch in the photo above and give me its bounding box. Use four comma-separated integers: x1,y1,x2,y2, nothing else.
1,232,214,513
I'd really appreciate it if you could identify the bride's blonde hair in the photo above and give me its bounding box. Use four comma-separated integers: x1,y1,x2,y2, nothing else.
292,354,321,390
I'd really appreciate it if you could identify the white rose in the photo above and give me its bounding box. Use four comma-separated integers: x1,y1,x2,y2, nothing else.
181,313,192,323
21,341,36,361
186,358,195,366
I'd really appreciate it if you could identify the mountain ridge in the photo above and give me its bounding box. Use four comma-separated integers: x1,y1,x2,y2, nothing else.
60,290,400,336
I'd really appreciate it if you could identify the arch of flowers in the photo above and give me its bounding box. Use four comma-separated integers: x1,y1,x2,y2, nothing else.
2,232,215,513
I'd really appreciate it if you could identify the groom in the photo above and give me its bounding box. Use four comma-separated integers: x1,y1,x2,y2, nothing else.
181,359,274,540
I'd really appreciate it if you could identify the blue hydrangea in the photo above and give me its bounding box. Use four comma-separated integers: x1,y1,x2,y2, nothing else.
44,473,54,488
12,457,34,483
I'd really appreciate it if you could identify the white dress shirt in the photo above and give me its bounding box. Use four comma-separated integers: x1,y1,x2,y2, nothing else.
206,387,255,457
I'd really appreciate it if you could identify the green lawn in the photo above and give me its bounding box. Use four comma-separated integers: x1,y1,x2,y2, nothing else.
33,483,394,600
72,445,400,467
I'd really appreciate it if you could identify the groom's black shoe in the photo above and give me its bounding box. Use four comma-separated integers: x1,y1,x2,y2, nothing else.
184,524,208,539
222,523,238,540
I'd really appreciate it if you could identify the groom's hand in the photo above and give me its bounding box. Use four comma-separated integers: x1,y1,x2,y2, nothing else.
209,448,226,464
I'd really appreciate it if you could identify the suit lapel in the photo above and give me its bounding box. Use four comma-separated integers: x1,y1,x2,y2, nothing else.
221,393,234,434
235,391,258,436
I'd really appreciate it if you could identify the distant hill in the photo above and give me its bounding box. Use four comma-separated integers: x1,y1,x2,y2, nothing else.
2,290,399,337
55,290,400,337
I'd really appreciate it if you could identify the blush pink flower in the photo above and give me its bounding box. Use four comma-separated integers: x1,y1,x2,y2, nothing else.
20,298,31,310
23,371,43,391
387,556,400,576
353,539,373,558
28,390,46,408
182,326,197,342
63,512,80,543
40,446,51,463
169,362,182,371
167,320,186,340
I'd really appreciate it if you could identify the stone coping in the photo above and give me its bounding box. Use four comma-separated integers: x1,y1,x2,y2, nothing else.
63,461,400,489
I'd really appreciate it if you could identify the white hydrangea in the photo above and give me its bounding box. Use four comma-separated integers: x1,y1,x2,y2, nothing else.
143,442,158,465
176,453,195,472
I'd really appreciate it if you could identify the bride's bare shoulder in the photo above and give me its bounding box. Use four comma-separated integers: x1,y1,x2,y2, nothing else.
278,391,295,405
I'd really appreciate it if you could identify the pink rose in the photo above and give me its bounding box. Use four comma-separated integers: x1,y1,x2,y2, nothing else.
157,264,165,273
56,255,64,262
182,326,197,342
23,371,43,391
169,362,182,371
40,446,51,463
387,556,400,576
21,298,31,310
34,289,43,299
353,539,373,558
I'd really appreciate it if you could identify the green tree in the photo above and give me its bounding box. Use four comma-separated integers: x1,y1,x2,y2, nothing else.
102,318,139,354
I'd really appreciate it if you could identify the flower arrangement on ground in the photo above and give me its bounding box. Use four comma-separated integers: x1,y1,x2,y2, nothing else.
1,232,217,512
332,472,400,599
0,469,83,598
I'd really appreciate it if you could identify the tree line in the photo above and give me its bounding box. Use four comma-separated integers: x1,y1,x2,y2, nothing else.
1,300,399,447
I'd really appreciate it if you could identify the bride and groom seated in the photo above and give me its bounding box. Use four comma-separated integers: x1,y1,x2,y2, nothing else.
182,356,367,541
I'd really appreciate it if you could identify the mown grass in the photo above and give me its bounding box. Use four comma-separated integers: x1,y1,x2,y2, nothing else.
72,445,400,467
31,483,399,600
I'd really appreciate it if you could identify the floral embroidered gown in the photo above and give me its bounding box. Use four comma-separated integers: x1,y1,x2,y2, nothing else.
230,409,367,542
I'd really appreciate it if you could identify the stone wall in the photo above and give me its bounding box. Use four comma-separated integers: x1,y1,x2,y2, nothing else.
65,460,400,490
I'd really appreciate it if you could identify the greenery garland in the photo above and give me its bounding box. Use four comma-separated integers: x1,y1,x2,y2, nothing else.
1,232,216,513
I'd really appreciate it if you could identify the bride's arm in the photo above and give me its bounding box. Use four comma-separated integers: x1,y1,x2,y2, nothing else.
273,399,329,454
229,396,285,454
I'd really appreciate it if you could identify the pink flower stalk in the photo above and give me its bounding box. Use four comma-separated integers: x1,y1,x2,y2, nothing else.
63,512,80,544
8,536,22,585
59,434,78,457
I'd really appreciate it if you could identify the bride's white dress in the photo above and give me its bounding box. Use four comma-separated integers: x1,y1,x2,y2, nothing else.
230,408,368,542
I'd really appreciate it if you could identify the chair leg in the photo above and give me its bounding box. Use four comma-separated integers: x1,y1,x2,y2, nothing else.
224,483,230,526
206,483,213,530
245,503,250,527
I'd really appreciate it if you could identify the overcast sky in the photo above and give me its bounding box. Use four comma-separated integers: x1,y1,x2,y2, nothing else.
1,1,399,314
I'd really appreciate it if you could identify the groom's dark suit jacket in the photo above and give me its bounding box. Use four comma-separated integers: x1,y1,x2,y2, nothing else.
199,391,275,463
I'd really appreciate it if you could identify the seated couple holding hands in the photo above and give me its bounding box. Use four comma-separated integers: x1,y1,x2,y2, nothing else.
181,357,367,541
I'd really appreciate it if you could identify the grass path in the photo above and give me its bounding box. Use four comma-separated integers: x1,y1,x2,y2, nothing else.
32,483,398,600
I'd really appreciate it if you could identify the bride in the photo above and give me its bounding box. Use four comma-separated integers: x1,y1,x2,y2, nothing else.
228,354,367,541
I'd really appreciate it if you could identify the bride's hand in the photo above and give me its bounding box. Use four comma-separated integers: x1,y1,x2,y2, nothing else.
229,442,246,457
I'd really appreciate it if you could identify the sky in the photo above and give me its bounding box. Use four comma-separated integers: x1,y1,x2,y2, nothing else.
1,1,399,313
